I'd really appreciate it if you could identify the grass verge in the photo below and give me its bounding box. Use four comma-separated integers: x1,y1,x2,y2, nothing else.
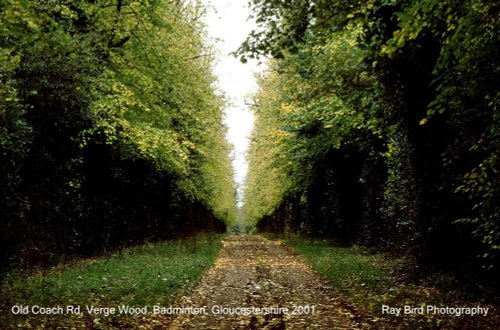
0,233,223,329
277,234,499,329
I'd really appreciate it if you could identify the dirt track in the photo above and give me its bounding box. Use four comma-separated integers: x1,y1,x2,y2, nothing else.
163,235,360,329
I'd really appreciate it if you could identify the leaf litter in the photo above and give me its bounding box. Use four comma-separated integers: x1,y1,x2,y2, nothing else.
156,235,362,329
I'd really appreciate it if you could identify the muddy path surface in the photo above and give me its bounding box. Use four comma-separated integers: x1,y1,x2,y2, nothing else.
162,235,361,329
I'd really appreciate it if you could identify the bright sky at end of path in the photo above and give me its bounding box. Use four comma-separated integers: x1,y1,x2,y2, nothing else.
201,0,264,204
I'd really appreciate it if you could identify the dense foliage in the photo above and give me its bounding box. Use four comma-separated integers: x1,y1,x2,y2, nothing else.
0,0,235,271
241,0,499,282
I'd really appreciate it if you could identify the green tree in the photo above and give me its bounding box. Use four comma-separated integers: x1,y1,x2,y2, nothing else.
241,0,499,277
0,0,235,269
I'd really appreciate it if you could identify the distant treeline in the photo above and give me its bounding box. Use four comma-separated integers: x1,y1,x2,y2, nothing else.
0,0,235,271
241,0,499,283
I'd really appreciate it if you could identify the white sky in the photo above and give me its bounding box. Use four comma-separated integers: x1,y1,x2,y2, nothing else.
201,0,264,204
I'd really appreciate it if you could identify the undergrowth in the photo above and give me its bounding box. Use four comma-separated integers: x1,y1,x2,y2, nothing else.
275,234,499,329
0,234,223,329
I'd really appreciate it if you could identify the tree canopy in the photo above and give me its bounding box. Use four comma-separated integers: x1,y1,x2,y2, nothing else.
242,0,499,279
0,0,236,269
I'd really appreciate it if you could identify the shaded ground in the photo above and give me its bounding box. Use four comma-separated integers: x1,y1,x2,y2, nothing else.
162,235,361,329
